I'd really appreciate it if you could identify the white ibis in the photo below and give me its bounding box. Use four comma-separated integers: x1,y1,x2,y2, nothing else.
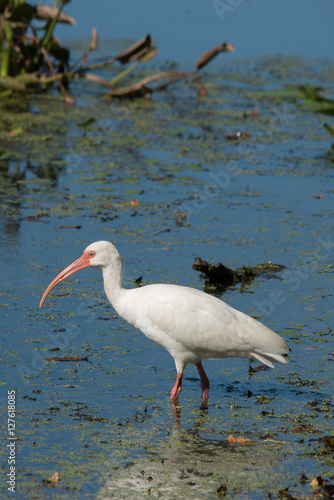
40,241,289,400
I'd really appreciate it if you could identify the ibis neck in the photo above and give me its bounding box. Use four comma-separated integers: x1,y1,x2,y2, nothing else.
102,261,124,305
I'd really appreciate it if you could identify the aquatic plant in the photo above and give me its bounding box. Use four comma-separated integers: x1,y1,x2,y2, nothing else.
0,1,234,101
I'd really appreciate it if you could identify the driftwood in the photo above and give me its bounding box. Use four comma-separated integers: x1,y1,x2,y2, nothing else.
193,257,285,291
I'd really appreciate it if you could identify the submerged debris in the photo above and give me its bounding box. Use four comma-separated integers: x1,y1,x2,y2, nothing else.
193,257,285,291
227,434,256,445
44,356,91,363
226,131,250,140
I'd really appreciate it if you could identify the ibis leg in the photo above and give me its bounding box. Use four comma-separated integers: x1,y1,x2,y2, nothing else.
196,361,210,400
170,372,183,400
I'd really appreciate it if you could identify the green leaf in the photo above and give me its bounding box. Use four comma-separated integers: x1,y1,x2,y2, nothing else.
251,87,299,99
0,75,26,91
137,47,158,64
2,18,13,42
78,118,96,128
0,89,12,98
9,126,23,136
324,123,334,137
15,73,39,86
0,150,20,160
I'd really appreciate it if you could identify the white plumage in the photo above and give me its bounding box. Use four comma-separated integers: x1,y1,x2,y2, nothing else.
40,240,289,400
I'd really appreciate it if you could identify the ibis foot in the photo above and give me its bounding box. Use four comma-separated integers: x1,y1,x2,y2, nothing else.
196,361,210,401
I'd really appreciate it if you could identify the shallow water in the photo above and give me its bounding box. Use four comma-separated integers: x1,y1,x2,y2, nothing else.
0,52,333,499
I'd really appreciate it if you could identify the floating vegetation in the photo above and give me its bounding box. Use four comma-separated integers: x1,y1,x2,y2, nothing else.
193,256,285,292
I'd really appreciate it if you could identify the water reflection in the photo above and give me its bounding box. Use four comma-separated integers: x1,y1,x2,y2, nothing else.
97,402,284,499
0,159,63,243
0,159,64,184
171,398,208,426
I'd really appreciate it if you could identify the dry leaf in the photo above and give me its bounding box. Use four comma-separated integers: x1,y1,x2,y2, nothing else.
55,225,82,229
120,199,139,207
226,131,250,140
243,107,259,118
108,82,152,99
116,35,153,64
192,77,208,97
35,5,75,25
48,471,58,486
309,476,326,488
290,425,309,433
6,128,23,137
64,94,75,105
20,216,48,223
45,356,90,362
306,401,318,408
249,364,269,373
85,73,115,89
91,27,98,51
198,87,208,97
321,435,334,448
196,42,235,71
227,434,256,445
129,198,139,208
109,70,182,99
155,72,189,91
136,71,182,88
174,210,187,225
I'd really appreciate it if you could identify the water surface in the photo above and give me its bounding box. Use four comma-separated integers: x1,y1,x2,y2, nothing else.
0,22,333,500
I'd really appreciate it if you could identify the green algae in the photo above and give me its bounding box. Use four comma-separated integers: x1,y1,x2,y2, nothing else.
0,55,333,500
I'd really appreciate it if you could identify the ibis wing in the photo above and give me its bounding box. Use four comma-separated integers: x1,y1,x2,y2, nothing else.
138,285,287,360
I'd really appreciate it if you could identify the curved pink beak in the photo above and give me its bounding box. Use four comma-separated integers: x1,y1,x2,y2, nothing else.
39,252,91,309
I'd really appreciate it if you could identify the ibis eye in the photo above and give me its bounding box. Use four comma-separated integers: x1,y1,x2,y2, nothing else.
88,251,96,257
